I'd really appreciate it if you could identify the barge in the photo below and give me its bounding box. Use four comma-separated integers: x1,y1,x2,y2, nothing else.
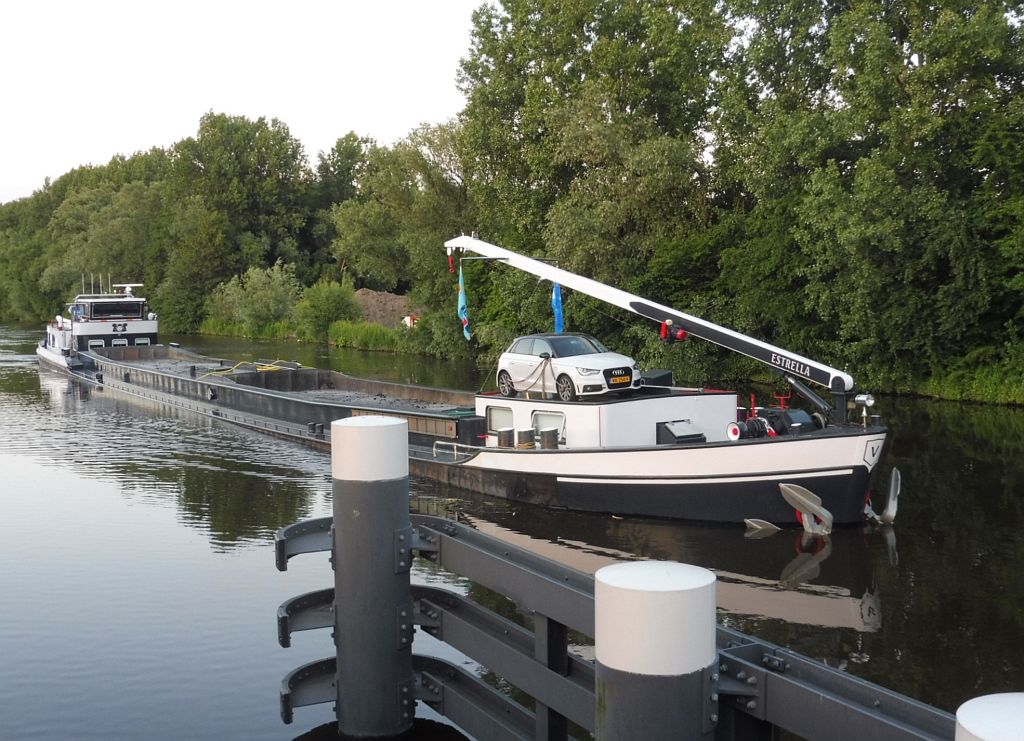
35,239,890,525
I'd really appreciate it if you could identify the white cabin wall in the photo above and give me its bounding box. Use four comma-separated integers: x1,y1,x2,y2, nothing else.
599,393,739,445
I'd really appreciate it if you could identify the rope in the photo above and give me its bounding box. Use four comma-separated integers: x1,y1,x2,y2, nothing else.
198,359,291,380
507,357,555,393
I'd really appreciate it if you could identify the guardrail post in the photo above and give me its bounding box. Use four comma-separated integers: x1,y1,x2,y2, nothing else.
594,561,717,740
956,693,1024,740
535,616,569,740
332,415,414,738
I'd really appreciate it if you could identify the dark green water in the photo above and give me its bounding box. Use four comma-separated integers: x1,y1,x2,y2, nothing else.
1,326,1021,739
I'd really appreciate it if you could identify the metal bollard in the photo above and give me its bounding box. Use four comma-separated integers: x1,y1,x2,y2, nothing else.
595,561,717,740
956,693,1024,740
331,416,414,739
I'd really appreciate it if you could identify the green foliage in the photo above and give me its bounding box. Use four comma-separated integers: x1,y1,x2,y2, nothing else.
200,261,302,336
170,112,310,267
295,278,362,341
394,309,479,363
2,5,1024,405
328,320,400,351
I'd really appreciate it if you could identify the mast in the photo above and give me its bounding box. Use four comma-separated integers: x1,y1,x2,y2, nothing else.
446,235,856,416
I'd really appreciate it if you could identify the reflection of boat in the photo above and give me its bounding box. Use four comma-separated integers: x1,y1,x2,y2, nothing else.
34,239,888,525
410,488,882,632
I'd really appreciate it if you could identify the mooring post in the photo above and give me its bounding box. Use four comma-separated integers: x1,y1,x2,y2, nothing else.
956,693,1024,740
332,415,414,739
594,561,717,741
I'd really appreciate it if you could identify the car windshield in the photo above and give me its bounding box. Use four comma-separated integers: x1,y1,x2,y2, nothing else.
548,335,609,357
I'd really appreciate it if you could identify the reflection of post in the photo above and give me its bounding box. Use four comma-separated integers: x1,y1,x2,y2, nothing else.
332,416,414,738
595,562,717,740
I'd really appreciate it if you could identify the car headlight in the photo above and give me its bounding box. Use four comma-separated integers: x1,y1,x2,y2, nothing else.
576,367,600,375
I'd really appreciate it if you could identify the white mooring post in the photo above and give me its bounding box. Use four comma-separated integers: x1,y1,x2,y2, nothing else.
956,693,1024,740
331,416,414,739
594,561,717,740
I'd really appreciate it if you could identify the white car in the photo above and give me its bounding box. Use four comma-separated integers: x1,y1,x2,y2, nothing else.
496,333,642,401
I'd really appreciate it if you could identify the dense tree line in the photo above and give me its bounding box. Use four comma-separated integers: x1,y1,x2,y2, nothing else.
1,1,1022,401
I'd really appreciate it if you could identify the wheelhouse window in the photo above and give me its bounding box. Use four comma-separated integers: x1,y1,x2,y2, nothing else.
111,338,128,347
88,339,105,349
485,406,513,433
134,337,151,346
88,301,144,319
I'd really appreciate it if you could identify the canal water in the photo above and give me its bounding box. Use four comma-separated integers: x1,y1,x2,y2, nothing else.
1,326,1021,739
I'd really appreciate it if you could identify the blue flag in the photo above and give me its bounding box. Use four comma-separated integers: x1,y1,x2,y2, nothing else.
458,265,472,340
552,282,564,333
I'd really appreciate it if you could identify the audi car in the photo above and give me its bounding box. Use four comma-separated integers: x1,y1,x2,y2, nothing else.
496,333,642,401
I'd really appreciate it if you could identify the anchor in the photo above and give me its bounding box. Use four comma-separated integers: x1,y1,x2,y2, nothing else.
864,467,901,525
779,482,834,536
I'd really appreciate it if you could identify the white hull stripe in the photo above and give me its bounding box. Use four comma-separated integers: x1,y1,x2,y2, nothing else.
557,469,853,486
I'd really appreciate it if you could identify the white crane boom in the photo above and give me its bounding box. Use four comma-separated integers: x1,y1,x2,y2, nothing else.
445,234,854,394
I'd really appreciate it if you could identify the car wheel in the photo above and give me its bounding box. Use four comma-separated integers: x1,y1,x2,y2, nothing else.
497,370,517,397
556,374,577,402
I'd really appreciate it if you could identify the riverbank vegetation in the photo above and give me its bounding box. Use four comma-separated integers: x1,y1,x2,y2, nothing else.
2,1,1022,403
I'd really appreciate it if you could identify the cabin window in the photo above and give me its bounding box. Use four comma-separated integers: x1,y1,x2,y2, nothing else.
88,339,105,349
134,337,151,346
485,406,513,433
111,338,128,348
531,411,566,442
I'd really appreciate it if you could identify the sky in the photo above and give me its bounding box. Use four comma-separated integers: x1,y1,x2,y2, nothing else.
1,0,485,204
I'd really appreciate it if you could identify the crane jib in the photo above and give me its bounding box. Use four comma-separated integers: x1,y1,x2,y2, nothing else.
628,301,832,389
444,235,852,393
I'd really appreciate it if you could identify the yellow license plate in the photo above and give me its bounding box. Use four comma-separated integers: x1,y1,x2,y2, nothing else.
609,375,631,385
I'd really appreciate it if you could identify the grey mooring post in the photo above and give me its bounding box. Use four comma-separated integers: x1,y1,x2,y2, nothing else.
595,561,717,741
332,416,414,739
956,693,1024,740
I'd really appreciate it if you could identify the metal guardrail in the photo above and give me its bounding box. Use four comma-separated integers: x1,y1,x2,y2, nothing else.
276,511,956,740
432,439,481,461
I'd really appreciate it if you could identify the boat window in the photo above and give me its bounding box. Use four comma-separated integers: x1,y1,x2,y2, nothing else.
134,338,151,346
531,411,565,441
111,338,128,347
88,339,105,349
90,301,143,319
485,406,513,433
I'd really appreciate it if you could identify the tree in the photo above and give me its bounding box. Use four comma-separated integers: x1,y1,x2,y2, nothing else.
155,197,232,332
171,112,311,272
459,0,729,249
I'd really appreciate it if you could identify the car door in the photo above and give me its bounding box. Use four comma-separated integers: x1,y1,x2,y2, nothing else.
531,337,556,392
505,337,534,386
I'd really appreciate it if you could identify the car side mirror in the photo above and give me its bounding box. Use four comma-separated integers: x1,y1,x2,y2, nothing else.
539,352,551,359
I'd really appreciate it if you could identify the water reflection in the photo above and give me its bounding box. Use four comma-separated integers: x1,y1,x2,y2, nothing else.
4,326,1023,717
23,367,329,549
412,486,883,633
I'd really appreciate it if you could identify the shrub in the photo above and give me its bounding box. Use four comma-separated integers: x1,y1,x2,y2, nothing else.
295,278,362,341
201,261,302,336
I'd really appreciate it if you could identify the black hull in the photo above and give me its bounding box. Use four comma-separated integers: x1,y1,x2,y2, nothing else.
410,456,871,525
